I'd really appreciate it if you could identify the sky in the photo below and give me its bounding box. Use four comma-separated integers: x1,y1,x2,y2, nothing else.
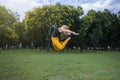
0,0,120,21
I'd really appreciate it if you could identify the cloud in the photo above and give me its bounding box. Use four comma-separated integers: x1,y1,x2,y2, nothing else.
0,0,119,21
81,0,118,14
0,0,49,21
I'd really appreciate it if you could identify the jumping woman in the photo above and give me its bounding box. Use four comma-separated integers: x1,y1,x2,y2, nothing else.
51,25,79,50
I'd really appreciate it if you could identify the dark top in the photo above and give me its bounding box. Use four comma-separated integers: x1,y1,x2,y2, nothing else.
51,28,61,37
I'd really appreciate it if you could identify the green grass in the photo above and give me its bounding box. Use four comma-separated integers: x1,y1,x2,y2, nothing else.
0,49,120,80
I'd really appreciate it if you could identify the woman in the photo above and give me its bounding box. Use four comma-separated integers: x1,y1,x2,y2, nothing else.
51,25,79,50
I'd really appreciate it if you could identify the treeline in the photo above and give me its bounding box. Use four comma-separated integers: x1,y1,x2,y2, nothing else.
0,4,120,50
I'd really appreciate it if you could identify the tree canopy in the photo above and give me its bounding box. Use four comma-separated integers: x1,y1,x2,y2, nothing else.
0,6,19,48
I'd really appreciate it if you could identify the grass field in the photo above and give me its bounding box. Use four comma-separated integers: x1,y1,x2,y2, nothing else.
0,49,120,80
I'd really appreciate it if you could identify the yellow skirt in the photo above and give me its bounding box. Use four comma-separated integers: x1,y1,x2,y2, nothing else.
51,37,70,50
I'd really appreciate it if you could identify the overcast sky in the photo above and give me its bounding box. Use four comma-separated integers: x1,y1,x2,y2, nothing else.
0,0,120,21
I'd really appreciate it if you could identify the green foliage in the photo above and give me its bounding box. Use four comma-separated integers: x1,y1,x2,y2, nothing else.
13,21,27,46
80,9,120,50
24,4,83,48
0,6,19,48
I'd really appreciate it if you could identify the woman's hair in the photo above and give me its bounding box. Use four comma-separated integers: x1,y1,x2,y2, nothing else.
62,25,69,30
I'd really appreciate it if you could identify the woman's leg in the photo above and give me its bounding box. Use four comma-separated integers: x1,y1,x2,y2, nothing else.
51,37,71,50
52,43,60,50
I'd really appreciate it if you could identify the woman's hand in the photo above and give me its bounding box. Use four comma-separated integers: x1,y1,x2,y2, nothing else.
72,31,79,35
74,33,79,35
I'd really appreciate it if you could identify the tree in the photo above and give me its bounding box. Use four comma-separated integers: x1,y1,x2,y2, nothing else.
24,4,83,49
13,21,26,48
80,10,97,50
80,9,120,50
0,6,19,49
